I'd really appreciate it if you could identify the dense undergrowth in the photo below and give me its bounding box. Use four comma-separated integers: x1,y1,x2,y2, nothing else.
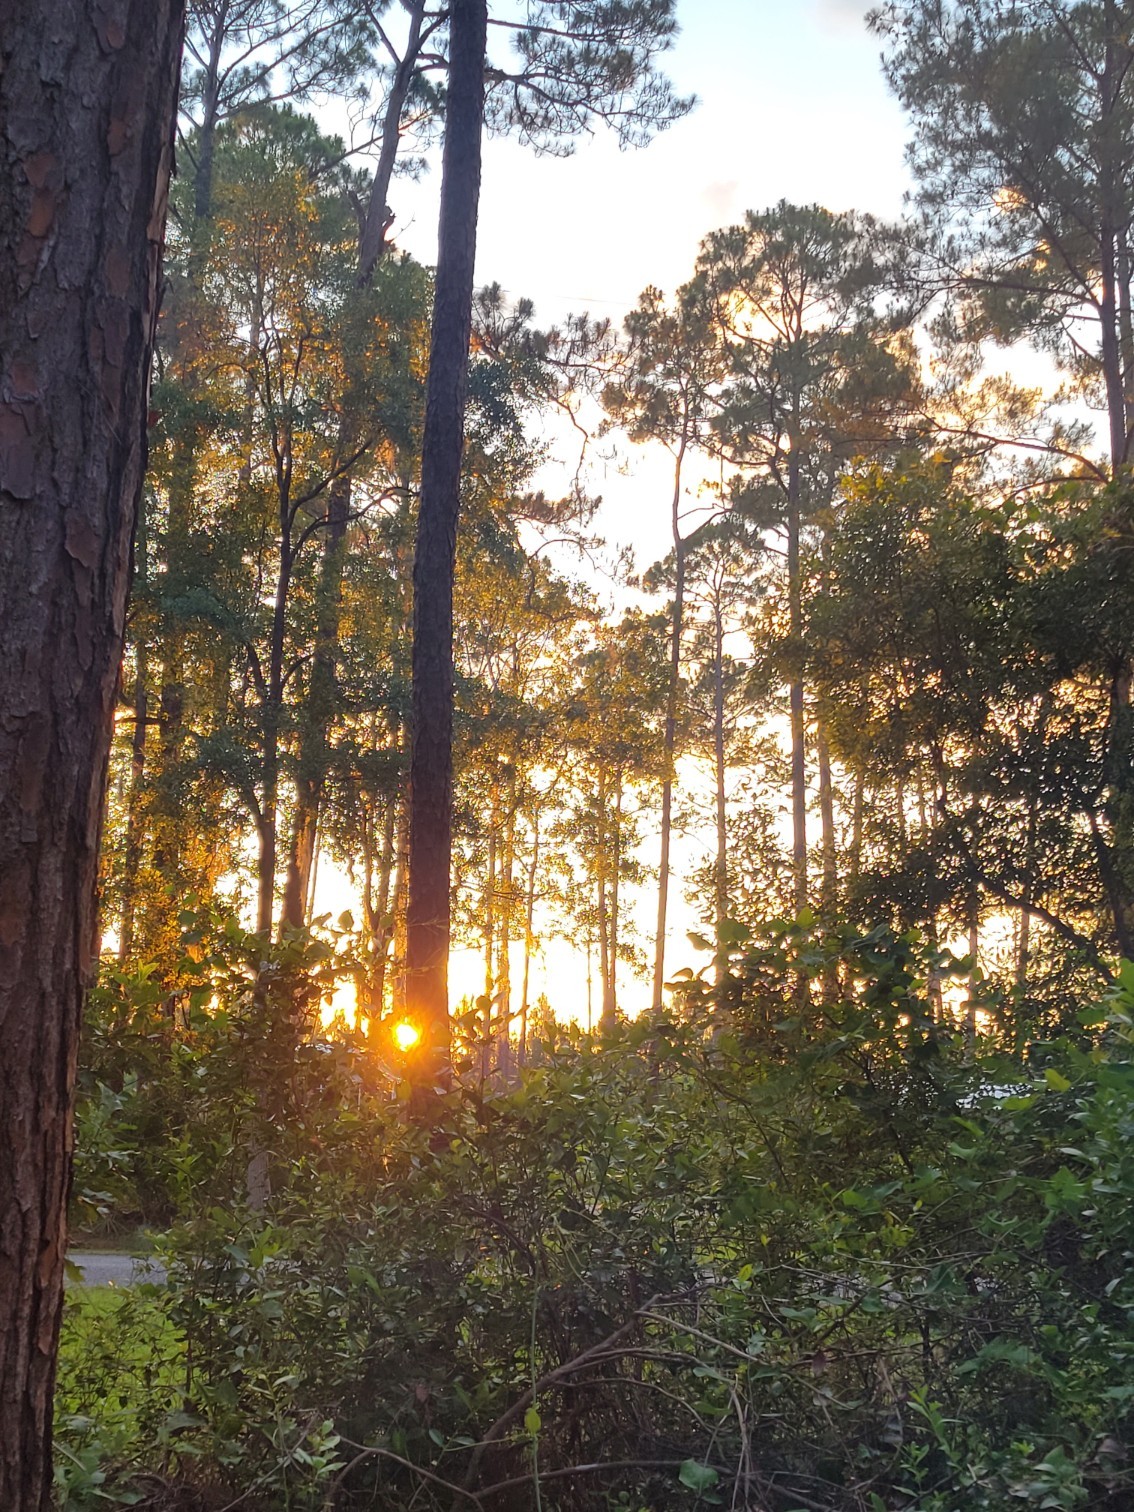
58,919,1134,1510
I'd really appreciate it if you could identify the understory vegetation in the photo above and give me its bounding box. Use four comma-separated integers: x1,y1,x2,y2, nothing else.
59,922,1134,1510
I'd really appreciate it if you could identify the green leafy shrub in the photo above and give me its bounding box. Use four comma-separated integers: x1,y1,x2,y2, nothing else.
61,927,1134,1509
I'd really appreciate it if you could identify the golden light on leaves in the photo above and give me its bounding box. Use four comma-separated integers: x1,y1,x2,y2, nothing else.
391,1019,422,1053
993,185,1028,214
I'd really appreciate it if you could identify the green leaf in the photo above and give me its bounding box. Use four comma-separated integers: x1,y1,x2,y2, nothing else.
678,1459,719,1493
1044,1068,1072,1093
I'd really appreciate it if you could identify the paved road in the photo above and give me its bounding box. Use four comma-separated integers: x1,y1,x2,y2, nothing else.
68,1251,167,1287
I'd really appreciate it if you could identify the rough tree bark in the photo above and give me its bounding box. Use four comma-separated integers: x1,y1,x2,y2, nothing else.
0,4,183,1505
404,0,487,1083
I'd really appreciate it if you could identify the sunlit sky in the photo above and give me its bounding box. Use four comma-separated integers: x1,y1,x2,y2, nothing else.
317,0,917,1021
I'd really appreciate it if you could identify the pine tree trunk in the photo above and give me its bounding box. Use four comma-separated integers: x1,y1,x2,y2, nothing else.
282,471,350,930
190,2,226,225
652,434,688,1007
404,0,487,1085
848,766,865,898
709,598,731,1006
1116,228,1134,449
482,781,497,1078
712,602,729,948
0,5,183,1504
1017,778,1041,1003
895,770,909,866
597,764,613,1027
257,532,290,936
390,774,411,1014
966,903,980,1050
787,444,807,914
816,716,838,1002
146,425,196,958
358,0,427,284
607,774,623,1028
366,795,399,1019
586,933,594,1033
283,3,429,933
118,494,150,962
519,812,539,1064
817,719,837,918
1099,11,1129,471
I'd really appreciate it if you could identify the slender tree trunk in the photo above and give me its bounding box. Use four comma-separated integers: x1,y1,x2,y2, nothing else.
146,425,196,957
1116,228,1134,446
390,777,411,1014
1017,787,1040,1001
281,798,318,932
1099,12,1129,471
498,802,515,1078
305,827,320,926
816,715,839,1001
1016,900,1031,1000
367,795,399,1018
356,813,376,1031
653,434,688,1006
787,444,807,914
404,0,487,1084
1100,231,1126,469
597,764,614,1028
281,464,349,934
482,781,497,1078
966,901,980,1051
895,771,909,863
0,6,182,1504
520,812,539,1064
358,0,427,284
712,603,729,953
817,717,837,917
258,512,291,936
193,28,223,225
146,15,226,952
607,774,623,1027
118,495,150,962
926,911,944,1023
586,932,594,1033
597,871,611,1025
282,474,348,930
848,766,865,901
282,7,427,923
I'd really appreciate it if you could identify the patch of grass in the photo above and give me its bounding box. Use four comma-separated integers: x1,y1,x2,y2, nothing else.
55,1285,184,1509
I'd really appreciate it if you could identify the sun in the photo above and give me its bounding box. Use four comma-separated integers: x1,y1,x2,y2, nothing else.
391,1019,422,1053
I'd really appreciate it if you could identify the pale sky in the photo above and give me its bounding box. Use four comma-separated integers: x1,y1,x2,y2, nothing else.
397,0,909,325
317,0,917,1022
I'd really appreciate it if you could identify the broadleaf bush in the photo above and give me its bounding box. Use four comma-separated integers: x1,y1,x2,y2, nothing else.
58,920,1134,1509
